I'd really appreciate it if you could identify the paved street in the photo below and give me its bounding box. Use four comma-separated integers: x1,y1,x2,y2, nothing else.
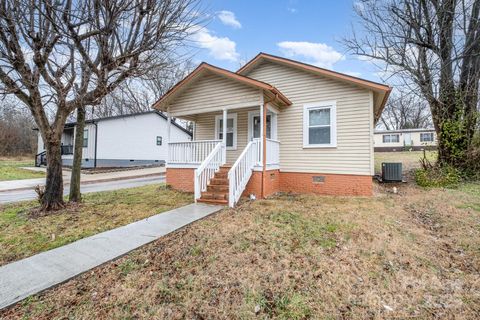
0,175,165,204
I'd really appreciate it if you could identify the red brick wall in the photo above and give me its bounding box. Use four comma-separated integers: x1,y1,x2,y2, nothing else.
243,169,280,198
167,167,372,197
166,168,195,193
279,172,372,196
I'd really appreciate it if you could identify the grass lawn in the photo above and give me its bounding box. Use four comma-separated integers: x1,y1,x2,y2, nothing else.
0,157,45,181
3,182,479,319
374,150,437,174
0,184,192,266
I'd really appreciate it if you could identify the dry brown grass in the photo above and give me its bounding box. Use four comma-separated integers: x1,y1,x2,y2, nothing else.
2,182,480,319
0,184,192,266
374,151,437,174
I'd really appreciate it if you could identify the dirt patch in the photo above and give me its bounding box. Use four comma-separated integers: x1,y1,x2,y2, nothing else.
2,182,480,319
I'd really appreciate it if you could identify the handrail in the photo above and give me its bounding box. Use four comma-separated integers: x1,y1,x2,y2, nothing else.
266,138,280,166
228,139,260,207
194,142,226,201
35,151,47,167
169,140,221,145
168,140,221,164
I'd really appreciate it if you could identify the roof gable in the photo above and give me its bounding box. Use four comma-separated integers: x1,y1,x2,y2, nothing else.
152,62,291,111
238,53,391,122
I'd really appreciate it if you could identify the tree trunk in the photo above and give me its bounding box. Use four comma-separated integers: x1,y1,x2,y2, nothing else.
42,138,65,210
69,106,86,202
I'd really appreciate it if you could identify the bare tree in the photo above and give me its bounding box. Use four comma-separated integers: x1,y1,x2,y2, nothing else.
0,0,201,210
92,60,195,117
0,100,36,156
345,0,480,169
380,92,432,130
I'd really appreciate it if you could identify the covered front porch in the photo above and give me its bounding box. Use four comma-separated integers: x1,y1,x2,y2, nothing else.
153,62,291,207
165,104,282,207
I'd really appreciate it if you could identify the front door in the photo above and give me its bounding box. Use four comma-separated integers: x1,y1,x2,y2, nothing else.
249,114,273,139
404,133,412,146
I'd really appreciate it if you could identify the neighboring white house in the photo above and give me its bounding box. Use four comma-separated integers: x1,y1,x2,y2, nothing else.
153,52,392,206
36,111,192,168
374,128,437,151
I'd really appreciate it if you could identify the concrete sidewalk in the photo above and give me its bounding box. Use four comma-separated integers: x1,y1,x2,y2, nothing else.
0,203,223,310
0,166,165,192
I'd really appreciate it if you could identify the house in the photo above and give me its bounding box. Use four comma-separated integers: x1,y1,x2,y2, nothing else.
35,111,192,168
374,128,437,152
153,52,391,207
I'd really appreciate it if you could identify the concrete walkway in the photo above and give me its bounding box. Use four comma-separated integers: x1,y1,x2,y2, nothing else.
0,166,165,192
0,203,223,310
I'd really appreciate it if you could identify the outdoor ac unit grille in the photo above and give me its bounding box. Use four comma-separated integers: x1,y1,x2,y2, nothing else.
382,163,403,182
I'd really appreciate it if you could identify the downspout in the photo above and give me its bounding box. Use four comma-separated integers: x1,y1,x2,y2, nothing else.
261,93,278,198
93,121,98,168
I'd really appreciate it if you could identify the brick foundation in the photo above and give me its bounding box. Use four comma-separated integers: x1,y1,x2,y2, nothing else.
167,167,372,198
166,168,195,192
279,172,372,196
243,169,280,198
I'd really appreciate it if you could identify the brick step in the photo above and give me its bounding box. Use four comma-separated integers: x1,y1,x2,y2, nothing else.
207,184,229,192
214,172,228,179
201,191,228,200
197,198,228,205
210,178,228,185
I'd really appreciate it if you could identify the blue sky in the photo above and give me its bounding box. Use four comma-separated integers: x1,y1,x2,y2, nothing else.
189,0,381,82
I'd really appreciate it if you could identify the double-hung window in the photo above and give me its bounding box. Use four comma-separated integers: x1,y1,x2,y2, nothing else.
420,132,434,142
215,113,237,150
382,134,399,143
303,101,337,148
83,129,88,147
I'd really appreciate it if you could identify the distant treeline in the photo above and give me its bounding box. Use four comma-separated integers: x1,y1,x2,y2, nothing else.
0,104,37,156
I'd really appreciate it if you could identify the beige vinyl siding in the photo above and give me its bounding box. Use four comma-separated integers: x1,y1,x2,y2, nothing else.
168,72,262,116
194,107,258,164
247,61,373,175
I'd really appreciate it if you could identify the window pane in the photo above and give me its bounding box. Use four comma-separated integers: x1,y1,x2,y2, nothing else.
392,135,399,142
253,116,260,138
252,115,271,139
226,132,233,147
83,129,88,147
383,135,389,143
309,127,330,144
266,115,271,139
309,108,330,126
227,118,234,129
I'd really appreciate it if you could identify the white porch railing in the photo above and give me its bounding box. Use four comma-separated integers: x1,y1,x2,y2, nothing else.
168,140,221,165
266,138,280,166
228,139,261,207
194,142,226,201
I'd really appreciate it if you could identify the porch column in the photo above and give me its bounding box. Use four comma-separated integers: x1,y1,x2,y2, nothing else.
222,108,227,163
167,112,171,164
222,108,227,146
259,104,264,166
261,102,268,198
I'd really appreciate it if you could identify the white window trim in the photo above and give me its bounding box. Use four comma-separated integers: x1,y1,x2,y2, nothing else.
215,113,237,150
382,134,400,143
420,132,434,142
303,101,337,148
247,110,277,141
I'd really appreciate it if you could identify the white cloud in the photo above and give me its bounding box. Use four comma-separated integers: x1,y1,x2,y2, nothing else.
343,71,362,77
277,41,344,68
190,27,239,62
217,10,242,29
287,7,297,13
